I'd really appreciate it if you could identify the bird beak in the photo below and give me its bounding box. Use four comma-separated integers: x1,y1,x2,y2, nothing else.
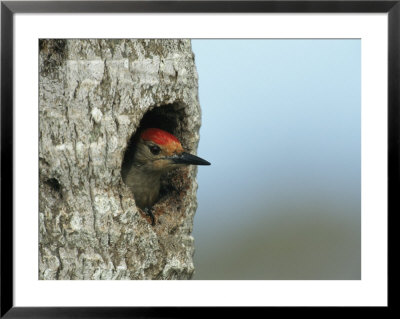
171,152,211,166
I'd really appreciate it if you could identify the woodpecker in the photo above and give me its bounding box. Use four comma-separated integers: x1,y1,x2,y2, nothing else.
124,128,210,225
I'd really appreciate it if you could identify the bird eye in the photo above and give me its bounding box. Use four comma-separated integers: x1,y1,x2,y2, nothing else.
149,145,161,155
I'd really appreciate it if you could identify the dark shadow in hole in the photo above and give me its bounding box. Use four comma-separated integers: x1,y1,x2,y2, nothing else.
45,178,63,199
139,103,185,135
46,178,61,193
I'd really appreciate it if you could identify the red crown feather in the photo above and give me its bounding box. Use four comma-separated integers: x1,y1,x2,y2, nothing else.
141,128,180,145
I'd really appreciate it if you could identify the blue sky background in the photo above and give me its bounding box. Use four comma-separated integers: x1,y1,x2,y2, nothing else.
191,39,361,279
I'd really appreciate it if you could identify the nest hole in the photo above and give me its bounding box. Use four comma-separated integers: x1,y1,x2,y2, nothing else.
121,104,193,219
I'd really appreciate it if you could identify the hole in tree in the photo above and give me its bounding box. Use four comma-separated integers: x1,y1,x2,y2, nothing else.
45,178,63,199
46,178,61,192
121,104,193,223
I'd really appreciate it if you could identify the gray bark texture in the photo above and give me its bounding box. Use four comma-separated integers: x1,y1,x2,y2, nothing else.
39,39,202,280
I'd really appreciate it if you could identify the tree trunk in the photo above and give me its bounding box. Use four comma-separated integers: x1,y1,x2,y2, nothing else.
39,39,202,280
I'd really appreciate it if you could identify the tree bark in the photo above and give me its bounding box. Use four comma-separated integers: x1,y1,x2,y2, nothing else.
39,39,202,280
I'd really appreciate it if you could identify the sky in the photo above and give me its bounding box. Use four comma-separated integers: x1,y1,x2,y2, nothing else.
191,39,361,279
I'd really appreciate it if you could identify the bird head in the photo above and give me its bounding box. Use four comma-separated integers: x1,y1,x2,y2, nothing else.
134,128,211,172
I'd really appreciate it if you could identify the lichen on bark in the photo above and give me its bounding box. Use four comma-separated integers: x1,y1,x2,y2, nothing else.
39,39,202,280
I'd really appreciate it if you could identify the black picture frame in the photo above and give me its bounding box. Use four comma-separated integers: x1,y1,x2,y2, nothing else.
1,0,397,317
